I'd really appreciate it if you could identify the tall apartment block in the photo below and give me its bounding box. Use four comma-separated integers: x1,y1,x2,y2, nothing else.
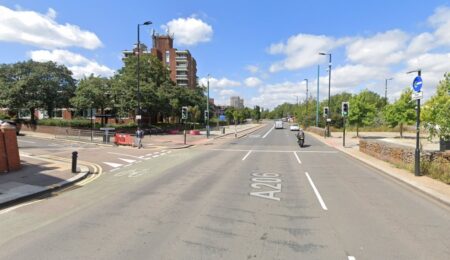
230,96,244,109
150,33,197,88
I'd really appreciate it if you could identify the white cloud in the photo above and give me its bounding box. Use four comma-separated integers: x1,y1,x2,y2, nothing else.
220,89,238,96
163,17,213,46
249,81,306,109
0,5,102,49
268,34,350,72
245,65,259,74
329,64,388,89
198,77,241,89
29,49,115,79
346,30,409,65
428,6,450,46
244,77,262,87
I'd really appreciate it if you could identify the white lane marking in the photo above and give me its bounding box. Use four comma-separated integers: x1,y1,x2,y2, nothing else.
0,200,43,215
103,162,123,168
348,257,356,260
293,152,302,164
209,148,338,153
242,150,252,161
305,172,328,211
107,152,142,158
152,154,160,158
146,153,154,156
262,126,275,139
18,140,36,144
118,158,136,164
167,151,172,154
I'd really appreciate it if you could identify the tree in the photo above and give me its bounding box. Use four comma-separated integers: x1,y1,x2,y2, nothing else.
348,90,377,137
70,75,111,125
188,105,201,129
252,105,261,122
384,88,416,138
0,60,75,122
422,73,450,141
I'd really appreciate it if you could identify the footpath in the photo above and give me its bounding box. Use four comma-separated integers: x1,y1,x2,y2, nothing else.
0,123,263,208
307,130,450,206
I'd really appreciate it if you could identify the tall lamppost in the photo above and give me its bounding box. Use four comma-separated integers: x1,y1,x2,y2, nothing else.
206,74,210,138
137,21,152,127
304,79,309,127
319,52,332,137
385,77,393,105
316,65,320,127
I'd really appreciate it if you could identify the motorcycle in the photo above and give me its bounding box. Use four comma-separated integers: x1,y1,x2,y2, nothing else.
297,130,305,147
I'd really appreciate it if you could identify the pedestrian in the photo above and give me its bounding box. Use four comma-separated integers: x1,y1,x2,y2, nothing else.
136,127,144,149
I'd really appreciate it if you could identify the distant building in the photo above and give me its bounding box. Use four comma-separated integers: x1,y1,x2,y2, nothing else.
230,96,244,109
122,33,198,89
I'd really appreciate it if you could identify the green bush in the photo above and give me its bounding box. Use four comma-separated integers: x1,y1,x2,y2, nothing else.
37,118,92,128
0,111,11,120
421,157,450,184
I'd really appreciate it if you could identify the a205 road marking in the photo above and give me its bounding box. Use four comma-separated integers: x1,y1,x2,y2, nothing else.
249,172,281,201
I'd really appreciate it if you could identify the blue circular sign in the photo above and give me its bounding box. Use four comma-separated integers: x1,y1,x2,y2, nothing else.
412,76,423,92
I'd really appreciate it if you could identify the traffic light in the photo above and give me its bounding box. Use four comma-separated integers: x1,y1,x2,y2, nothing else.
204,110,209,120
181,106,188,120
342,102,349,116
323,107,329,118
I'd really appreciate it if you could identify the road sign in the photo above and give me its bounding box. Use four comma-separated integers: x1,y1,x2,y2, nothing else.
135,115,142,120
412,91,423,100
219,115,226,121
326,118,332,122
412,76,423,92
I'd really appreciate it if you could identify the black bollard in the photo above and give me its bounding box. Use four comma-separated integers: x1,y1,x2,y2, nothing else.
72,151,78,173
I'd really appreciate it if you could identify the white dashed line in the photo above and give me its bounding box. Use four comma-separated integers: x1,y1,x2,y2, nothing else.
242,150,252,161
348,257,356,260
293,152,302,164
262,126,275,139
305,172,328,211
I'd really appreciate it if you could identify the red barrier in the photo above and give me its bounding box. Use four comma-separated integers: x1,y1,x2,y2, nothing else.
114,133,133,146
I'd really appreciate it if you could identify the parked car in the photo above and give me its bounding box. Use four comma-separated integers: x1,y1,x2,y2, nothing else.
0,120,21,135
289,124,300,131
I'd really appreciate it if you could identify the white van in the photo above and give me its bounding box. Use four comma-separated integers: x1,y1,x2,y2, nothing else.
275,120,283,129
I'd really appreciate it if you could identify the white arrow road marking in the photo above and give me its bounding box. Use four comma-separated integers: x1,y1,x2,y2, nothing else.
103,162,123,168
305,172,328,210
118,158,136,164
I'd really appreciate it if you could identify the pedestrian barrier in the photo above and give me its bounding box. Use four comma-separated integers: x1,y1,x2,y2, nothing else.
114,133,133,146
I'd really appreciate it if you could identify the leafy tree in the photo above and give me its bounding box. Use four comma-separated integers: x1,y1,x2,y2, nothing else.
188,105,201,129
422,73,450,141
0,60,75,122
70,75,111,125
384,88,416,138
252,105,261,122
348,90,377,137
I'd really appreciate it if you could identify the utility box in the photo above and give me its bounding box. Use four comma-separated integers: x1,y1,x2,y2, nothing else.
0,123,21,173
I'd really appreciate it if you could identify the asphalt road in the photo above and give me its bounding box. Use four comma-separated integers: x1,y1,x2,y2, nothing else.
1,123,449,259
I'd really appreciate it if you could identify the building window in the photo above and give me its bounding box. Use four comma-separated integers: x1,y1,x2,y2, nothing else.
165,50,170,65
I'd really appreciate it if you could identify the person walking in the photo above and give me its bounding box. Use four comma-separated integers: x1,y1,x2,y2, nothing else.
135,127,144,149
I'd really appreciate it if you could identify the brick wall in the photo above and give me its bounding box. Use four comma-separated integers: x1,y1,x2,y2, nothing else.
306,126,327,137
359,138,450,166
0,125,21,172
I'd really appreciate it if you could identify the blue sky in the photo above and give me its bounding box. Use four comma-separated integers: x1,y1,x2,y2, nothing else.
1,0,449,109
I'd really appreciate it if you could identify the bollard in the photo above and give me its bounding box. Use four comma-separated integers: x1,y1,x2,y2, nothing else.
184,130,187,145
72,151,78,173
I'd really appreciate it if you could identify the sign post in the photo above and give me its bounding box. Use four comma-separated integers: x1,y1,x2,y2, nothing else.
408,71,423,176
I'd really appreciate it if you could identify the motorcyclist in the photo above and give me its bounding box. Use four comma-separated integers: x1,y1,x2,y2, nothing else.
296,128,305,147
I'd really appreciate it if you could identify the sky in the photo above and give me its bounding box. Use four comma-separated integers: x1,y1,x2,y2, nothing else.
1,0,450,109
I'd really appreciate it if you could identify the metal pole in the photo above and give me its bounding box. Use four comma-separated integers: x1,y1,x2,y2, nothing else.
316,65,319,127
305,79,308,127
137,24,141,128
343,116,346,147
385,79,388,106
206,74,210,138
90,107,93,142
415,70,421,176
71,151,78,173
327,54,332,137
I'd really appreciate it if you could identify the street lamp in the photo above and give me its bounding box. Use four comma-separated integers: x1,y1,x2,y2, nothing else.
319,52,332,137
137,20,152,127
206,74,210,138
385,77,393,105
304,79,309,127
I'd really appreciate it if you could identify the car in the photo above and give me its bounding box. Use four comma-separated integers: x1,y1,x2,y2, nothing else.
275,120,283,129
0,120,21,135
290,124,300,131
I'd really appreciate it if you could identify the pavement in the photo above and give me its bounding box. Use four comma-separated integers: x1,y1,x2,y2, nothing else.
306,130,450,206
0,123,263,208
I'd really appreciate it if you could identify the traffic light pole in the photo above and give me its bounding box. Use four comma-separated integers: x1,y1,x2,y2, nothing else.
343,116,346,147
